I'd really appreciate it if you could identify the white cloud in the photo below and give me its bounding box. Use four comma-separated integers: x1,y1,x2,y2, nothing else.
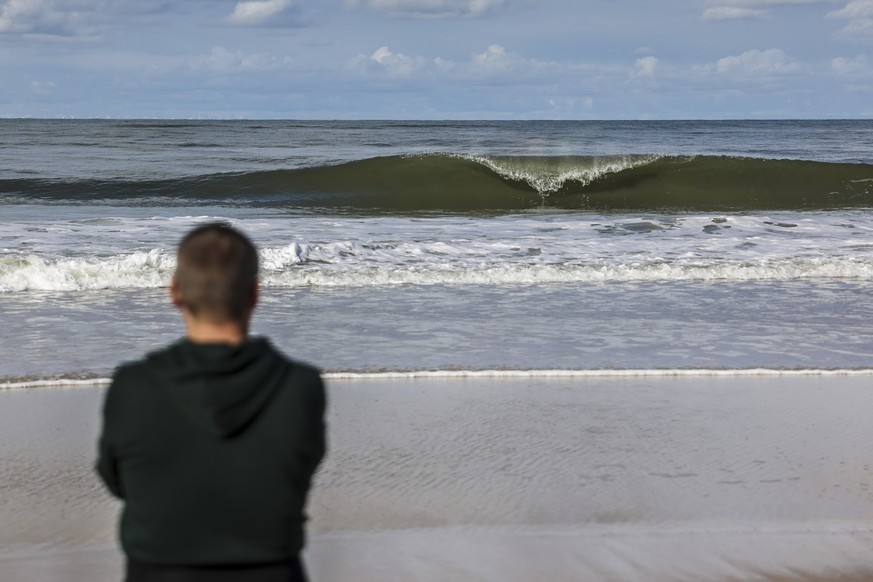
434,56,455,72
716,0,827,6
703,0,831,21
0,0,79,35
0,0,178,37
832,53,869,74
226,0,296,26
472,44,509,70
371,46,423,75
828,1,873,36
347,0,505,18
632,56,659,77
193,46,292,73
829,0,873,16
350,46,427,77
349,43,581,84
845,17,873,33
710,48,801,75
702,6,766,20
462,44,574,80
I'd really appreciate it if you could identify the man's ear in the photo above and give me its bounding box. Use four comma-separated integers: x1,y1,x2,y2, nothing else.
170,276,185,309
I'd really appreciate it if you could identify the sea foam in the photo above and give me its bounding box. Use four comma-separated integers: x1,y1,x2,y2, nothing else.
3,250,873,292
6,368,873,391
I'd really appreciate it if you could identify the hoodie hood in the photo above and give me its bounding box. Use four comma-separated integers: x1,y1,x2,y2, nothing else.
146,337,287,438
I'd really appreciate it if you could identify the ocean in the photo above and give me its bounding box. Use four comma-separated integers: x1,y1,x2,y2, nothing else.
2,119,873,385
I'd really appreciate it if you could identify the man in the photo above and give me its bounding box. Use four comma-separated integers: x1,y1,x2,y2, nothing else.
96,222,326,582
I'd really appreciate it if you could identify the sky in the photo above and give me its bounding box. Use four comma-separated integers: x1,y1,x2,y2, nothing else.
1,0,873,119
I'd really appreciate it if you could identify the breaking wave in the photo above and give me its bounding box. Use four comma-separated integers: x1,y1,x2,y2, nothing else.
3,246,873,292
2,154,872,212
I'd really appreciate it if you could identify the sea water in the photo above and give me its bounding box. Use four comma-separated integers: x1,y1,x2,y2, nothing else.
2,119,873,384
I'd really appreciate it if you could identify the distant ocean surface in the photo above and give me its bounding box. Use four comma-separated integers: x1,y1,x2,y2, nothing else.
2,119,873,385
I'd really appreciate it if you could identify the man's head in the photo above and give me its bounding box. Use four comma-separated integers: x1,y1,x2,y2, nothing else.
171,223,259,325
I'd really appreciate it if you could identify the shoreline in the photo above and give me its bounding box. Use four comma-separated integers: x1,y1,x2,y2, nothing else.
2,375,873,580
4,366,873,391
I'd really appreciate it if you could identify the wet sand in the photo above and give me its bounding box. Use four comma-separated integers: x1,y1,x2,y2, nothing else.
2,375,873,581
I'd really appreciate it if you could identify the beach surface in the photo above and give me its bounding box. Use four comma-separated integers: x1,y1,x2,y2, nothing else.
2,374,873,581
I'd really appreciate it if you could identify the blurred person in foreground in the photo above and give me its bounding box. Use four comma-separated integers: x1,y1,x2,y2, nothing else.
96,222,326,582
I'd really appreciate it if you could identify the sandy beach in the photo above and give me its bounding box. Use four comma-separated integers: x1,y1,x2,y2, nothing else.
2,374,873,581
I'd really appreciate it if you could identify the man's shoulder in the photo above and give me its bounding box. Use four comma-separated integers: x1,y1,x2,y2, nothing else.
260,339,319,373
285,356,322,381
261,341,325,409
113,343,163,370
111,357,151,383
108,341,182,390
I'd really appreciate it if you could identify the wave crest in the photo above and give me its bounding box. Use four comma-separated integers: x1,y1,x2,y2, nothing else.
466,154,660,194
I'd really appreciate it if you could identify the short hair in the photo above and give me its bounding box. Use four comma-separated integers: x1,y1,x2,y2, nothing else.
175,223,259,323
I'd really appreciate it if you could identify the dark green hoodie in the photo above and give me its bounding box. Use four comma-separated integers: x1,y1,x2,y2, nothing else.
96,338,326,566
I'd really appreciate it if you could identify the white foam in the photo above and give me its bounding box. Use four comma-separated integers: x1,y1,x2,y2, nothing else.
261,258,873,288
5,212,873,292
0,378,112,390
0,250,174,292
4,251,873,292
5,368,873,391
323,368,873,380
466,154,661,193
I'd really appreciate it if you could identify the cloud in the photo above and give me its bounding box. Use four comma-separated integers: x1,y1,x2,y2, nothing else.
342,44,620,118
350,44,522,79
830,0,873,17
346,0,505,18
0,0,178,37
832,53,870,74
457,44,570,81
765,0,821,4
709,48,801,75
472,44,510,70
702,6,766,20
713,0,828,6
349,46,427,77
844,18,873,33
828,1,873,36
465,44,582,80
226,0,297,26
191,46,293,73
346,43,615,97
695,49,801,80
349,44,556,82
830,54,873,97
0,0,80,35
702,0,831,21
632,56,659,77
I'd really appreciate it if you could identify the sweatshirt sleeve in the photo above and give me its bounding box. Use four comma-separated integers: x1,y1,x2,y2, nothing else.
95,373,125,499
